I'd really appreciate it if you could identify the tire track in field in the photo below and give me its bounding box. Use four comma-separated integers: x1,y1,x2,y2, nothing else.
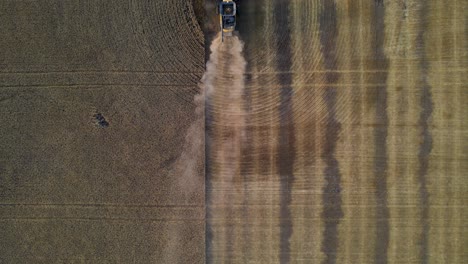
239,12,255,260
370,2,390,263
415,1,432,262
273,0,295,263
318,1,343,264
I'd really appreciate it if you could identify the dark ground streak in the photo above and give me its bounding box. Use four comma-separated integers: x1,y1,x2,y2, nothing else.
239,99,252,263
319,1,343,264
237,1,263,261
240,19,254,263
371,3,390,264
205,82,214,264
273,0,295,263
416,2,432,263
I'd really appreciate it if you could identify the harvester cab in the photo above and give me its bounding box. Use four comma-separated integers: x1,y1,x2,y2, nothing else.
219,0,237,41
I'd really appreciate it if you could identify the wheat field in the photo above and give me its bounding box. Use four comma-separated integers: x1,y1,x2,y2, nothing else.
0,0,466,263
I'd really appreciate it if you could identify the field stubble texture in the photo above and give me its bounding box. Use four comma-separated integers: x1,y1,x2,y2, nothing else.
0,0,205,263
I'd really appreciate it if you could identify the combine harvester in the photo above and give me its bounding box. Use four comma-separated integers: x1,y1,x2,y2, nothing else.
218,0,239,41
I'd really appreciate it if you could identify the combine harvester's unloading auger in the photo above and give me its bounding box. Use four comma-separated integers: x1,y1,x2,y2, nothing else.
218,0,238,42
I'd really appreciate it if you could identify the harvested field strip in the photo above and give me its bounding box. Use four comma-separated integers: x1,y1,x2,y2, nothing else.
207,0,467,263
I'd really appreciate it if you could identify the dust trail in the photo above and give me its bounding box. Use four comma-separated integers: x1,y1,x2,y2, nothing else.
205,34,247,181
208,34,247,262
173,32,246,191
206,33,247,263
172,33,247,263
